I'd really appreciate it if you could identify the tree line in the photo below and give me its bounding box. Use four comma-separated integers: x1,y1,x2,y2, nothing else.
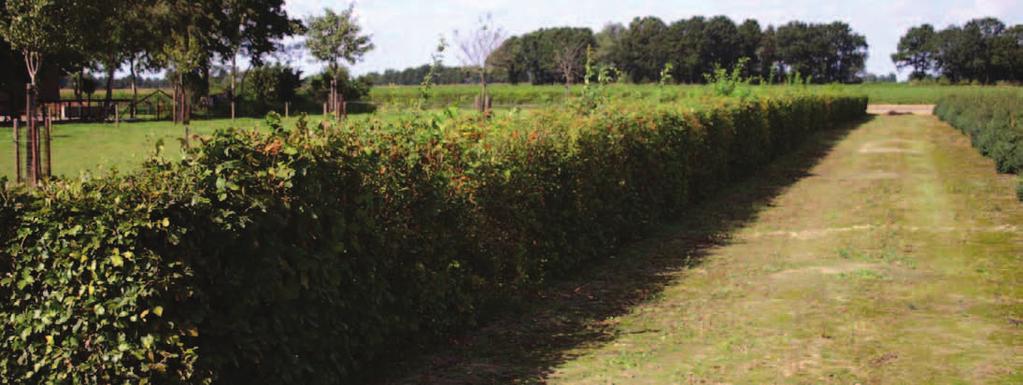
0,0,376,121
370,16,869,86
892,17,1023,83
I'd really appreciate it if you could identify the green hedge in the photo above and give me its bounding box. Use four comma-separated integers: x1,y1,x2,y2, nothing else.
0,94,866,384
935,92,1023,174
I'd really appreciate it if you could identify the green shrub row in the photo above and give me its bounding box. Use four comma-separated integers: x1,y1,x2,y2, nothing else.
935,91,1023,173
0,93,866,384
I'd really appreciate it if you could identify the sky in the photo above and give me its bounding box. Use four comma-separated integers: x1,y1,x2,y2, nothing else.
279,0,1023,80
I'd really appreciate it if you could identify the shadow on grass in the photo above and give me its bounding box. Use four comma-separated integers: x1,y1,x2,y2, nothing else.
370,117,870,385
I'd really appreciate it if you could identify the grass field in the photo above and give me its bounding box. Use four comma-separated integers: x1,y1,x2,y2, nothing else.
0,115,339,179
368,83,1022,107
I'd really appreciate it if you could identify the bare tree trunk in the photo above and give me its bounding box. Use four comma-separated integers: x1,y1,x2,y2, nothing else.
130,58,138,119
172,82,178,124
230,54,236,120
180,72,190,148
104,62,116,115
75,69,84,119
13,119,20,183
44,114,51,178
25,84,35,186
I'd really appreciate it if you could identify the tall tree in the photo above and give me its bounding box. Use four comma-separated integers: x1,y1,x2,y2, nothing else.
619,16,668,83
737,19,763,78
305,4,374,119
220,0,299,119
775,21,867,83
891,24,937,80
594,22,626,67
488,36,523,84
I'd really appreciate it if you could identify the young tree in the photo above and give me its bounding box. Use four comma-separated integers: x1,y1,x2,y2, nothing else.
305,4,374,120
220,0,299,119
154,0,225,143
553,41,585,87
0,0,91,185
454,14,505,112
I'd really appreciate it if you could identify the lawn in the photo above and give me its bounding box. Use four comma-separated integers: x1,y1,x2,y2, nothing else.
0,114,340,179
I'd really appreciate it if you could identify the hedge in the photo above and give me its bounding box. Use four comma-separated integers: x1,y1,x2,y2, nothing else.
0,93,866,384
935,91,1023,174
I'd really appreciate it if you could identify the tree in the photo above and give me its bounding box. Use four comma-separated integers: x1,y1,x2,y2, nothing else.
891,24,937,80
553,39,586,87
305,4,374,119
154,0,227,132
594,22,626,66
0,0,93,185
488,36,523,84
455,14,505,112
243,63,302,115
900,18,1023,83
775,21,867,83
618,16,668,83
220,0,299,119
737,19,763,78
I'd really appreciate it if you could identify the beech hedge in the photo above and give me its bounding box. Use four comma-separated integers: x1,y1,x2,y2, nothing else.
0,93,866,384
935,92,1023,174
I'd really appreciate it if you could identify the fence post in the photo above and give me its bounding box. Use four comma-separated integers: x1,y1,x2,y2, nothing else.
25,83,35,187
13,119,20,183
285,102,289,118
114,102,120,126
44,114,51,178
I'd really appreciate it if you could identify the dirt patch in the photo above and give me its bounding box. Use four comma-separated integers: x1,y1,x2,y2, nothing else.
867,104,934,115
769,262,880,280
858,139,922,154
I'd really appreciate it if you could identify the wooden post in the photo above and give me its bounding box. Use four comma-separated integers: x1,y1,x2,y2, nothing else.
285,102,289,118
25,84,35,187
183,95,190,149
114,102,120,126
13,119,20,183
172,86,178,124
323,102,327,117
157,100,162,120
44,114,51,178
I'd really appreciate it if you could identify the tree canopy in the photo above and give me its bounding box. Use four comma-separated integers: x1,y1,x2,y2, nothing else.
893,17,1023,83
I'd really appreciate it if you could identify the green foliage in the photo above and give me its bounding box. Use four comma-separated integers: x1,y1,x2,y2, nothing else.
1017,177,1023,202
304,4,374,78
773,21,867,84
0,91,866,384
242,64,303,115
935,90,1023,174
704,57,752,97
304,68,371,103
896,18,1023,84
417,37,448,110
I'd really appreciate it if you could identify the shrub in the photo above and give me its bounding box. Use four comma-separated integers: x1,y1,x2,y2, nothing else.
242,64,304,115
935,91,1023,173
0,93,866,384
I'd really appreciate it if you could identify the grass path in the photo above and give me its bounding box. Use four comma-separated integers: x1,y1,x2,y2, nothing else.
378,115,1022,384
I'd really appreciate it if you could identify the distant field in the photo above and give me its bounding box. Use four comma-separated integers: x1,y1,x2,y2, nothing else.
6,83,1021,180
368,83,1022,107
